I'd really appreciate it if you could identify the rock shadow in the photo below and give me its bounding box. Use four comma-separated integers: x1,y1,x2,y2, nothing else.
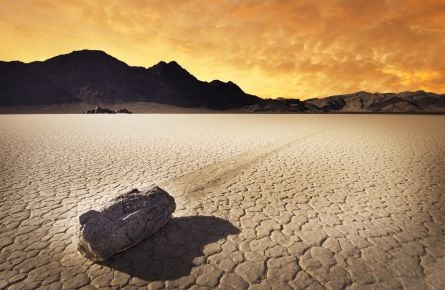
99,216,240,282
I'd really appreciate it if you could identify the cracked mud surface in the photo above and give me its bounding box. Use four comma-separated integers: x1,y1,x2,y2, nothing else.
1,114,444,289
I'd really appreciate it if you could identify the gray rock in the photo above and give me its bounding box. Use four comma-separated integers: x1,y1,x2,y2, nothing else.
116,108,132,114
78,186,175,262
85,106,116,114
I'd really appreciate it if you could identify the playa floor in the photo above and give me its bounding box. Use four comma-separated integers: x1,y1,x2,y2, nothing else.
1,114,444,289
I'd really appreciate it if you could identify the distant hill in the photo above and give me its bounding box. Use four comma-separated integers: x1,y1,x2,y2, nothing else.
240,91,445,113
302,91,445,113
1,50,444,113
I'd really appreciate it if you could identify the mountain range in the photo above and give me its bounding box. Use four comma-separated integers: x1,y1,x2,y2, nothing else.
1,50,444,113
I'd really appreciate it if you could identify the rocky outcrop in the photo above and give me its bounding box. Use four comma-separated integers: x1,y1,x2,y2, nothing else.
85,106,116,114
116,108,132,114
85,106,132,114
78,186,176,262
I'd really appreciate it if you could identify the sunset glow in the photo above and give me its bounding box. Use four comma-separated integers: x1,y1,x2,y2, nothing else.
1,0,444,99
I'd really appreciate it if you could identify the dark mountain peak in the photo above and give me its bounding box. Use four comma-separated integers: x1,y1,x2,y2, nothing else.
397,90,429,97
210,80,228,86
151,59,183,69
164,60,181,67
409,89,427,94
67,49,109,56
149,60,197,81
344,91,374,97
48,49,113,59
354,90,369,94
43,49,129,69
210,80,242,90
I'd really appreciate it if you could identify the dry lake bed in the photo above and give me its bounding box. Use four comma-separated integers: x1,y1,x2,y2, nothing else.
0,114,444,290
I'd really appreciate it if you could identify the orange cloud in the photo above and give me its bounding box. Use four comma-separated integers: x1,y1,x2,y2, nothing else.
0,0,444,98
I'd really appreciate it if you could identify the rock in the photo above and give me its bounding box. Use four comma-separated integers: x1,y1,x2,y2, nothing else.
78,186,176,262
85,106,116,114
116,108,132,114
85,107,132,114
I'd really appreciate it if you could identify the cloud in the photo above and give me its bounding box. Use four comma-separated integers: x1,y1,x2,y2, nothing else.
0,0,444,98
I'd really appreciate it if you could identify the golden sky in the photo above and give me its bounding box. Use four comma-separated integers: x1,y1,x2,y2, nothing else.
1,0,445,99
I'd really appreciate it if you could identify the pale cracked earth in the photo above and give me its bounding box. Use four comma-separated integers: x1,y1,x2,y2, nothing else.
0,114,444,290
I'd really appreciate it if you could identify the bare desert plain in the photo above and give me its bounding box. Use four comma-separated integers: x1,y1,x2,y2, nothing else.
0,114,444,290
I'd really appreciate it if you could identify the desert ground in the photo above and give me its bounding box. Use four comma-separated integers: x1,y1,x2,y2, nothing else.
0,114,444,290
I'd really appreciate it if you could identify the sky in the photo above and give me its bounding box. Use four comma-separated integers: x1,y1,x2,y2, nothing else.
1,0,444,99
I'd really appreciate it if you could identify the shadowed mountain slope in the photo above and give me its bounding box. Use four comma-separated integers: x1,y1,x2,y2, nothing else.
0,50,261,109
